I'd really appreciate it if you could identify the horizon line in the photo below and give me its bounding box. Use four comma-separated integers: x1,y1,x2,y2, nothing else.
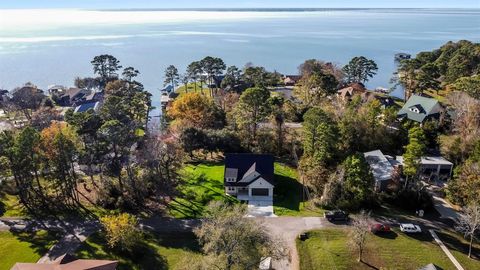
1,7,480,11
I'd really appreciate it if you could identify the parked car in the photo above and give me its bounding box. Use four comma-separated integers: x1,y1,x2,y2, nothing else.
370,223,391,234
324,210,349,222
399,223,422,233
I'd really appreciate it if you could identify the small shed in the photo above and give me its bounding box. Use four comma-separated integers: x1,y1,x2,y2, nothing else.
259,257,272,270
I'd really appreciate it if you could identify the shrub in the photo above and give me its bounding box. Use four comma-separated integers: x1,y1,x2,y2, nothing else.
100,213,142,252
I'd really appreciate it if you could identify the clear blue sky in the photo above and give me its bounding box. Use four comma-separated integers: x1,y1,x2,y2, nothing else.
1,0,479,9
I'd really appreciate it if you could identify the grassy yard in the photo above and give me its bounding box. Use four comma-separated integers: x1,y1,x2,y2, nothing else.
169,162,323,218
0,193,25,217
0,230,59,270
175,82,213,97
297,228,480,270
273,163,324,217
75,232,201,270
168,162,235,218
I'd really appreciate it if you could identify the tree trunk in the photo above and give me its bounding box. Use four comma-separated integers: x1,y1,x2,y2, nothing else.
469,235,473,258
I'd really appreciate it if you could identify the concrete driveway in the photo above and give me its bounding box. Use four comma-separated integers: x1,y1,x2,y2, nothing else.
247,200,276,217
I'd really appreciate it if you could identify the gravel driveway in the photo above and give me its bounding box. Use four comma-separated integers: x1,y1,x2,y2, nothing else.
258,216,331,270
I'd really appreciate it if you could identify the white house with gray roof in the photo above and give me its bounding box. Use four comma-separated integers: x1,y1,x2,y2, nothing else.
224,153,274,203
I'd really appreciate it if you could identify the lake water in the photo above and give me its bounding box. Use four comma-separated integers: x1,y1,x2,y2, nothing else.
0,9,479,106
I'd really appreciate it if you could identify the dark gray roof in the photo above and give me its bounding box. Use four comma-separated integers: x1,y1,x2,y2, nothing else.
224,153,274,186
397,95,442,123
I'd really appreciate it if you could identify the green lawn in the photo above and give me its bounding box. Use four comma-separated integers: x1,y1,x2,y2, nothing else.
0,193,25,217
175,82,213,97
168,162,236,218
273,163,324,216
75,232,201,270
0,230,59,270
297,228,480,270
169,162,324,218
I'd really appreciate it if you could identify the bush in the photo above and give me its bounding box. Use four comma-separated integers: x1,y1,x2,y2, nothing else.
100,213,142,252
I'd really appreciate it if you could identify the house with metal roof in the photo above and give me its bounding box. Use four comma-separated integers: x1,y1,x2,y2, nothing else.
396,155,453,181
397,95,442,123
364,150,396,191
224,153,274,203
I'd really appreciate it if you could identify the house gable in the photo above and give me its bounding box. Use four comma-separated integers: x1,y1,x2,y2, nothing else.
248,177,274,189
223,154,274,186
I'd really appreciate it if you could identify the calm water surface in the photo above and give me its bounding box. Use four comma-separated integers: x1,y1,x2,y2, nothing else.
0,9,479,106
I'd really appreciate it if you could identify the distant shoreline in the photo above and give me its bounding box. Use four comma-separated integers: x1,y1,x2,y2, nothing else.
95,8,480,12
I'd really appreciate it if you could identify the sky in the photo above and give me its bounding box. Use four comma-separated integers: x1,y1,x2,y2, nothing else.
0,0,479,9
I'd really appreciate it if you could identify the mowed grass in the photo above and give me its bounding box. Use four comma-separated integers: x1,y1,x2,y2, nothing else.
168,162,236,218
0,230,59,270
297,228,480,270
175,82,213,97
169,162,324,218
273,163,324,216
76,232,201,270
0,193,25,217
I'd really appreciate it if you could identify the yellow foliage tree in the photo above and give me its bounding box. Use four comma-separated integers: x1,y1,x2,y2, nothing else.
168,92,221,129
40,121,80,160
100,213,141,251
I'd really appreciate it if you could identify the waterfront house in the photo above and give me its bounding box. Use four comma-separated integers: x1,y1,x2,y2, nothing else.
337,83,367,101
397,95,442,123
283,75,302,86
56,87,91,107
74,100,101,113
224,153,274,203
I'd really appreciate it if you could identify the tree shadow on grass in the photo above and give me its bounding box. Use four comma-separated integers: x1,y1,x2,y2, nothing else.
10,229,61,257
0,199,5,216
150,232,201,253
437,231,480,260
373,231,398,240
273,172,305,211
76,232,168,270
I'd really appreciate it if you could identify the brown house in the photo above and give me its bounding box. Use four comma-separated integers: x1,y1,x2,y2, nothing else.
283,75,302,86
11,254,117,270
337,83,367,100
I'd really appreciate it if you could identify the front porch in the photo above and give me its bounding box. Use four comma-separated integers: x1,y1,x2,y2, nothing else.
227,186,273,202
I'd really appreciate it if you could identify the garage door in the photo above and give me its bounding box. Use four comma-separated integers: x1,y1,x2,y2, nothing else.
252,188,269,196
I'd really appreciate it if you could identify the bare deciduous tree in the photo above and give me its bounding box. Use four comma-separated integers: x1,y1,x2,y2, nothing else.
194,201,288,270
456,203,480,258
350,210,371,262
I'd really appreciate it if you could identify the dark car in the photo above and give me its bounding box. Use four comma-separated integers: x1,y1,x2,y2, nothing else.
324,210,349,222
370,223,391,234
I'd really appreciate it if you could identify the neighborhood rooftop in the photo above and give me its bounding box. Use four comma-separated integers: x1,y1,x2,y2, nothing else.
397,94,442,123
364,150,394,182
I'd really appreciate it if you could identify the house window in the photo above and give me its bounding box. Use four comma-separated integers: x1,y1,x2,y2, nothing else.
226,178,236,182
409,107,420,113
227,187,235,191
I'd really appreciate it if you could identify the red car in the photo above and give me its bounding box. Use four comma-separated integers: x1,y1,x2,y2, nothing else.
370,223,391,234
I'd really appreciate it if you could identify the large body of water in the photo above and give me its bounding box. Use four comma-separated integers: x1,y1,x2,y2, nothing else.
0,8,479,106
